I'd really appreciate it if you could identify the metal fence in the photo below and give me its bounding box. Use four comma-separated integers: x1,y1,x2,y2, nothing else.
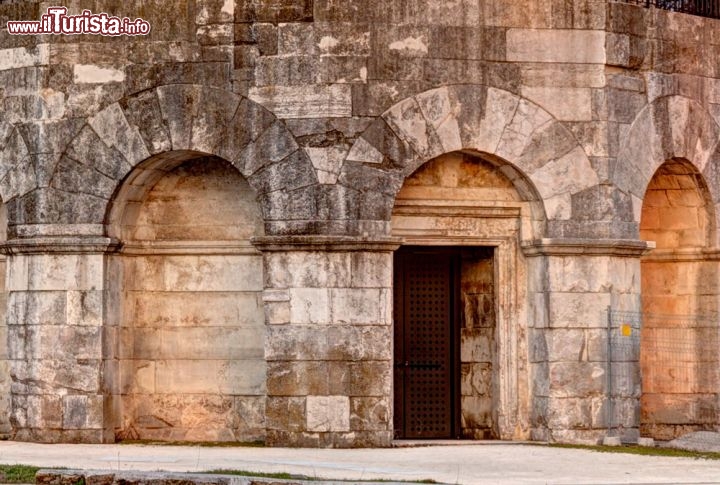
615,0,720,19
606,309,720,442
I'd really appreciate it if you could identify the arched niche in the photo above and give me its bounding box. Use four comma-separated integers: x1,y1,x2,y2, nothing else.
639,158,719,440
105,151,266,442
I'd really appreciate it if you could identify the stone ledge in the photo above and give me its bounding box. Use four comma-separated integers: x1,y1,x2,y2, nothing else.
118,240,261,256
252,236,402,252
35,469,419,485
641,247,720,262
521,238,653,257
0,237,120,255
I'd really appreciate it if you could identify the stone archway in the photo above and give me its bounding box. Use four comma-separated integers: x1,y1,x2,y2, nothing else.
391,150,543,440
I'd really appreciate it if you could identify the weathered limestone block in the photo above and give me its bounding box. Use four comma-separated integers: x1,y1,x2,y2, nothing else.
549,362,605,398
545,329,586,362
267,361,329,396
154,359,265,395
248,85,352,119
289,288,331,324
7,291,66,326
196,0,235,25
131,291,263,327
330,288,389,325
522,87,593,122
124,327,264,360
350,396,390,431
266,396,306,432
0,45,49,71
237,121,299,175
190,87,240,154
62,395,103,430
383,96,444,161
507,29,606,63
88,103,149,168
306,395,350,432
546,397,592,430
531,147,599,201
548,292,611,328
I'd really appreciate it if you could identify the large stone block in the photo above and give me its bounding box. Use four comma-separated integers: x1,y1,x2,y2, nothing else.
88,103,150,168
266,396,306,432
62,395,103,430
20,254,103,292
154,359,266,395
350,396,390,431
264,252,351,289
328,361,391,396
161,255,263,292
520,87,592,121
267,361,331,396
7,290,66,325
546,397,592,430
289,288,331,324
548,292,611,328
249,85,352,119
130,291,263,327
549,362,605,398
11,359,101,394
507,29,606,63
127,326,264,360
330,288,388,325
306,395,350,432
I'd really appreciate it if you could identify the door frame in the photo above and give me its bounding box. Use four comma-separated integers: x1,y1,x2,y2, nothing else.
391,202,532,439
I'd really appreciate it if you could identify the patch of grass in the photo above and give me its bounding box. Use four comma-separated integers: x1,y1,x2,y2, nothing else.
206,469,439,483
0,464,41,483
117,439,265,447
551,443,720,460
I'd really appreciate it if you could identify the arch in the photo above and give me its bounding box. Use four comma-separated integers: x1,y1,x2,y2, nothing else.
390,151,538,440
615,95,720,234
50,84,316,232
627,97,720,441
639,159,720,440
342,84,600,229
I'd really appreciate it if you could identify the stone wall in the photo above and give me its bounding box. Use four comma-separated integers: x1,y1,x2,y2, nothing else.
0,0,720,446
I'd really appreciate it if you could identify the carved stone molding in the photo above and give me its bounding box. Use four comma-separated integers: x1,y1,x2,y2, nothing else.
0,237,120,255
521,238,654,257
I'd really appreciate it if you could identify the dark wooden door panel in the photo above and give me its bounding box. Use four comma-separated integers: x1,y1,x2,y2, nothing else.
394,247,459,439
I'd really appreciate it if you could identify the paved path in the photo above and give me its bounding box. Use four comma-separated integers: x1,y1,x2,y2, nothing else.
0,441,719,485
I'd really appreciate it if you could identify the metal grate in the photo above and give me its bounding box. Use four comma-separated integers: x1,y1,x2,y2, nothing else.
614,0,720,19
606,309,642,438
606,309,720,441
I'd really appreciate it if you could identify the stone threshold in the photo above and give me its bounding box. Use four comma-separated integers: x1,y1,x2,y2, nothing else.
392,440,541,447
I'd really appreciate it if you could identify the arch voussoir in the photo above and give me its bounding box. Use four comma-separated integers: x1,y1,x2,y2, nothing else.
382,95,445,162
616,95,720,214
345,84,600,225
